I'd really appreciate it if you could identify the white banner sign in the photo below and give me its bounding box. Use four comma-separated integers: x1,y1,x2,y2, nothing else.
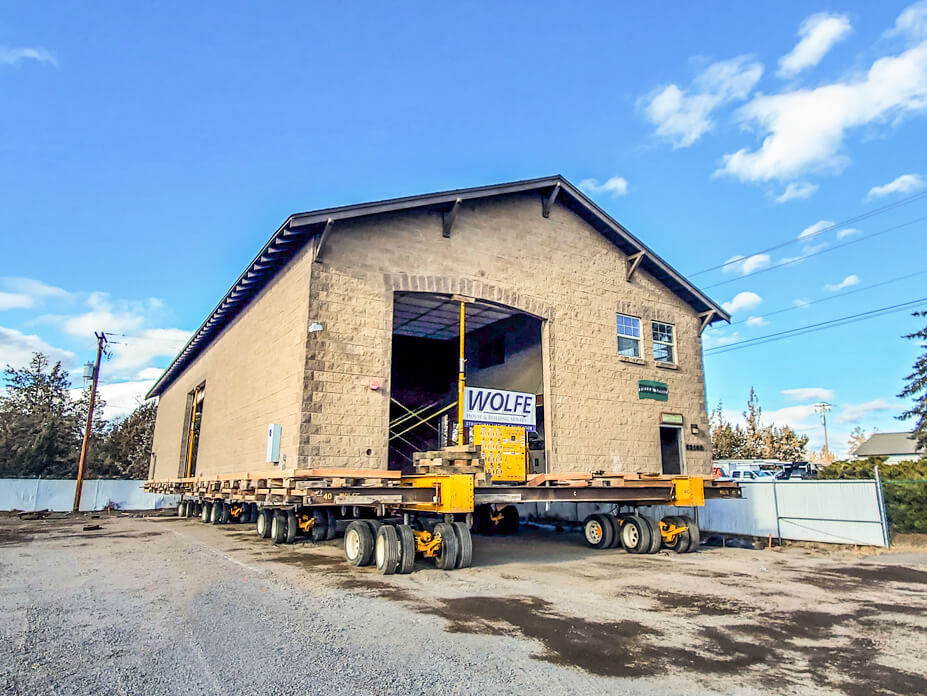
464,387,536,429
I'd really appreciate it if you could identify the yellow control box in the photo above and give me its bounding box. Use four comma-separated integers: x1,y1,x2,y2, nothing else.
473,424,527,482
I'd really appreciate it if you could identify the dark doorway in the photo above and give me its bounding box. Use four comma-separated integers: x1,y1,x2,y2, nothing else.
659,426,682,475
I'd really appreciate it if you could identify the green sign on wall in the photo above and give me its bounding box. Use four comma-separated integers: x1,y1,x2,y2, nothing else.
638,380,668,401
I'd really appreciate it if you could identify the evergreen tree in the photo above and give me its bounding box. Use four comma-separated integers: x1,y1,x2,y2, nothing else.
710,389,809,462
96,400,157,479
898,311,927,451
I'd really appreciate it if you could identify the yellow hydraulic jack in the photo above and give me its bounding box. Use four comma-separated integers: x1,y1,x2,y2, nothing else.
412,529,442,558
658,520,687,544
297,514,316,533
229,503,245,520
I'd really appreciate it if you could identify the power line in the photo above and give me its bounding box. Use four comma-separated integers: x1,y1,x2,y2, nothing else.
727,268,927,327
703,214,927,290
689,188,927,277
704,296,927,356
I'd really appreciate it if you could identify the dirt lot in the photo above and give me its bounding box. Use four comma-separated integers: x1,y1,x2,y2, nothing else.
0,514,925,696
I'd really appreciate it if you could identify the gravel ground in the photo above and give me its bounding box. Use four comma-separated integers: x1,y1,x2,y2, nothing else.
0,513,925,696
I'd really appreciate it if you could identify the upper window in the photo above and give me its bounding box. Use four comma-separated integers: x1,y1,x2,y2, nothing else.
652,321,676,364
617,314,641,358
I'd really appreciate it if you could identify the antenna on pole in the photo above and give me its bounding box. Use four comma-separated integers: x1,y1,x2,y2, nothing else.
73,331,109,512
813,402,834,463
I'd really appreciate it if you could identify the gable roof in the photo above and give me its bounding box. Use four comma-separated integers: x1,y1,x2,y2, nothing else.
147,175,730,398
855,432,923,457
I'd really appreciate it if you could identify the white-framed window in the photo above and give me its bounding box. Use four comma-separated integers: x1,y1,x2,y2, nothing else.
652,321,676,364
617,314,642,358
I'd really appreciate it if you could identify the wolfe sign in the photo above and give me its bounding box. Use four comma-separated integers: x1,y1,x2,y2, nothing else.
463,387,536,430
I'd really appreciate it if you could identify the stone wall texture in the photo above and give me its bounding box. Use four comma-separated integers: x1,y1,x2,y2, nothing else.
150,244,312,478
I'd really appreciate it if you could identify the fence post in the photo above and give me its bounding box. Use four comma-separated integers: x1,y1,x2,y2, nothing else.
874,465,891,547
772,481,782,544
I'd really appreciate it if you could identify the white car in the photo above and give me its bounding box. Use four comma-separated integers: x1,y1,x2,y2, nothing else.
730,469,776,481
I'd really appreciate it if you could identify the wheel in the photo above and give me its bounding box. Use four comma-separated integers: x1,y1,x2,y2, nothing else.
271,510,286,544
244,503,256,524
661,515,691,553
325,509,337,541
201,502,211,523
178,501,187,517
620,515,651,554
396,524,416,574
472,505,492,534
286,510,297,544
681,515,701,553
210,501,221,524
219,502,230,524
605,514,622,548
452,522,473,569
582,514,615,549
434,522,460,570
310,509,328,542
375,525,400,575
256,509,272,538
641,516,662,554
497,505,520,535
344,521,375,566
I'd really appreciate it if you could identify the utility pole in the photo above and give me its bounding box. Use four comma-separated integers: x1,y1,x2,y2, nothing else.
814,402,833,463
73,331,107,512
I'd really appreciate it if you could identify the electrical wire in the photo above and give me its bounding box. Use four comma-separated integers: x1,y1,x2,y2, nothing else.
727,268,927,327
702,214,927,290
689,188,927,277
704,297,927,356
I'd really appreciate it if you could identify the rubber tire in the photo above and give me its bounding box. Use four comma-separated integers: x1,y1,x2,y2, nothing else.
497,505,520,535
244,503,256,525
271,510,286,545
472,505,492,534
662,515,691,553
582,514,615,549
286,510,297,544
201,502,211,523
620,514,651,554
344,521,375,566
681,515,701,553
221,502,232,524
396,524,416,574
605,514,622,548
210,501,221,524
641,515,662,554
452,522,473,569
375,525,400,575
256,509,272,538
325,508,337,541
310,509,328,542
178,501,187,517
434,522,460,570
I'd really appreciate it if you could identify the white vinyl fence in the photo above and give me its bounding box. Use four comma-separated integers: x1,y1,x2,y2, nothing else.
521,479,890,547
0,479,180,512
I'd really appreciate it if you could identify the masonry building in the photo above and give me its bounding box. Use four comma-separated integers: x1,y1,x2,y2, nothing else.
148,176,729,480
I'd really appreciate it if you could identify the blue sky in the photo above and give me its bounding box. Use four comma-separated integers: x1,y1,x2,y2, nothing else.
2,1,926,456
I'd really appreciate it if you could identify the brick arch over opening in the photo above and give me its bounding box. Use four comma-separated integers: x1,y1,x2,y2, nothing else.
383,273,554,320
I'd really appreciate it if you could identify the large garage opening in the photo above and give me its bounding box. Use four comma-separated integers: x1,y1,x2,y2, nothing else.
389,292,544,472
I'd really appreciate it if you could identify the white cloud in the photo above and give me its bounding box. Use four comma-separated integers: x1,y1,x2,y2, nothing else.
578,176,629,197
641,55,763,147
106,328,190,380
0,278,70,311
746,316,768,327
775,181,819,203
781,387,835,402
837,399,896,424
717,34,927,183
866,173,926,198
836,227,861,239
702,330,742,349
135,367,164,380
722,253,771,275
888,1,927,39
793,298,811,308
778,13,853,78
69,380,156,422
0,46,57,67
824,274,860,291
0,326,76,370
722,291,763,314
798,219,833,240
